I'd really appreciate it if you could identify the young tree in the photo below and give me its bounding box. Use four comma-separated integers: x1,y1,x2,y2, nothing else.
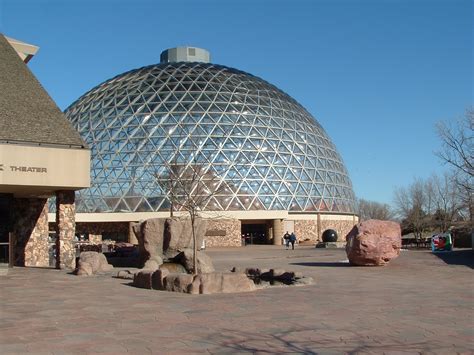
156,157,228,274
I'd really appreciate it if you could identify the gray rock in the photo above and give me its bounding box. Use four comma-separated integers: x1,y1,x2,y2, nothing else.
163,273,194,293
151,269,169,290
74,251,113,276
132,219,166,268
164,217,207,253
133,270,154,289
174,249,215,274
143,256,163,271
160,262,187,274
189,272,256,294
116,270,135,280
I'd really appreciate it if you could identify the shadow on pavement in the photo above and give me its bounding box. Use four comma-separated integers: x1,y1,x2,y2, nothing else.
432,249,474,269
290,261,350,267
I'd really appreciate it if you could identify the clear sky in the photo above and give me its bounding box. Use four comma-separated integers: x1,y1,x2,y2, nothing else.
1,0,472,206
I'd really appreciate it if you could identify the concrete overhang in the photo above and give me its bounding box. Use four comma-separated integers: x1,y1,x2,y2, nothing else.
0,143,90,197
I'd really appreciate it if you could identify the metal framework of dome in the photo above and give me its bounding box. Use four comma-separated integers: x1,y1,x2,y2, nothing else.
65,53,356,214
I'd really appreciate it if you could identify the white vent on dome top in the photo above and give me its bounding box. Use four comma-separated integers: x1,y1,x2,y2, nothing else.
160,47,210,63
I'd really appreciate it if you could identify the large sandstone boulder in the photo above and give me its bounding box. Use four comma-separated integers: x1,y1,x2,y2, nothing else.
173,248,215,274
164,217,207,253
346,219,401,266
132,217,207,267
75,251,113,276
189,272,256,294
132,218,165,268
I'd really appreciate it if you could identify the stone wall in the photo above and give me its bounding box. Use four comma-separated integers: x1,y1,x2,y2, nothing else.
320,219,356,242
12,198,49,267
205,219,241,247
294,219,319,243
294,215,357,244
56,191,76,270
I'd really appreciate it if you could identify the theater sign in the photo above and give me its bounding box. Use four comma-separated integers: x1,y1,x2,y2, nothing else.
0,143,90,195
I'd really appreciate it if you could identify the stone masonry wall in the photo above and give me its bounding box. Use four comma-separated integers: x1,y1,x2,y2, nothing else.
56,191,76,269
205,219,242,247
12,198,49,267
294,215,357,244
294,219,319,244
75,222,130,242
320,219,356,242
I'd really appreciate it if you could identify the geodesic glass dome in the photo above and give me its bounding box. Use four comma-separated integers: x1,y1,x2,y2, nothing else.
65,48,355,213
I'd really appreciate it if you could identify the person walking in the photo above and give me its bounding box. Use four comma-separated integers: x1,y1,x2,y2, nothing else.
283,231,290,249
289,232,297,250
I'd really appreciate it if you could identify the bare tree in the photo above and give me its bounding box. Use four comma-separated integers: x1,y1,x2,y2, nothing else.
356,198,393,221
436,108,473,224
429,172,463,231
156,156,229,274
436,108,474,180
393,179,428,238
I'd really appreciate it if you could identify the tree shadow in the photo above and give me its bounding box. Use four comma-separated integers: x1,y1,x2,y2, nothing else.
201,326,446,354
432,249,473,269
290,261,350,267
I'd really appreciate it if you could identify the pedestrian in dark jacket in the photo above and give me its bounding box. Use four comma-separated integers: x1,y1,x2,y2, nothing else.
283,231,290,249
289,232,297,250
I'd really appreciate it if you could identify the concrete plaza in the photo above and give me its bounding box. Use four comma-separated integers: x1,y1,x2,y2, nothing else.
1,246,473,354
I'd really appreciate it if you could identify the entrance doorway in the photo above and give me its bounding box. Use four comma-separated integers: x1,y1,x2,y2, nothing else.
241,222,268,245
0,194,12,264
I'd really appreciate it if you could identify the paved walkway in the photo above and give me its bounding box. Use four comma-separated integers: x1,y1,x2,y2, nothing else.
1,246,473,354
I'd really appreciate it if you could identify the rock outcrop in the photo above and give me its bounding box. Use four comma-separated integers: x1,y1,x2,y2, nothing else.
74,251,113,276
345,219,401,266
173,248,215,274
132,217,208,268
189,272,256,294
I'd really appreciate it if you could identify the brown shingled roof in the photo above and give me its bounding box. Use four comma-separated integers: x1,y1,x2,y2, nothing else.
0,34,87,148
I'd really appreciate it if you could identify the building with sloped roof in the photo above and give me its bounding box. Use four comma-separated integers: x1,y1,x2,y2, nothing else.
0,34,90,268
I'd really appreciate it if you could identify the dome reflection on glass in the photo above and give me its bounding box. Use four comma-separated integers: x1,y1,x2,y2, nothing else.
65,59,355,213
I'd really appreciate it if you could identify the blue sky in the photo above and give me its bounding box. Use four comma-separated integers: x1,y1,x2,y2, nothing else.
1,0,472,205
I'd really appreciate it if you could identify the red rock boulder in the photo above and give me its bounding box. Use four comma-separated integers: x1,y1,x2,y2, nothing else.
345,219,401,266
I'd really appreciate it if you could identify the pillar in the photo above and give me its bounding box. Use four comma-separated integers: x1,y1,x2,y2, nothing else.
128,222,138,244
273,219,284,245
55,190,76,269
317,213,321,242
12,198,49,267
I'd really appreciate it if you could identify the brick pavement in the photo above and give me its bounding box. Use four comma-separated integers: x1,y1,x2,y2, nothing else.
0,246,473,354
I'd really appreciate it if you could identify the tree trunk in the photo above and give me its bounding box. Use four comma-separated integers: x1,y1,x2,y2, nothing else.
190,212,197,275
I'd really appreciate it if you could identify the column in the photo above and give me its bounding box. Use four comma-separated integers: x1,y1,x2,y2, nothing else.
128,222,138,244
55,190,76,269
12,198,49,267
317,213,321,242
273,219,284,245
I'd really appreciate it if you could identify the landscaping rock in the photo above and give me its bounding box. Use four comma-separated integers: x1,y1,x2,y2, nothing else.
133,270,154,289
132,218,165,268
151,269,169,290
174,249,215,274
189,272,256,294
116,270,135,280
164,217,207,253
163,273,194,293
160,262,187,274
143,256,163,271
345,219,402,266
74,251,113,276
132,217,208,267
